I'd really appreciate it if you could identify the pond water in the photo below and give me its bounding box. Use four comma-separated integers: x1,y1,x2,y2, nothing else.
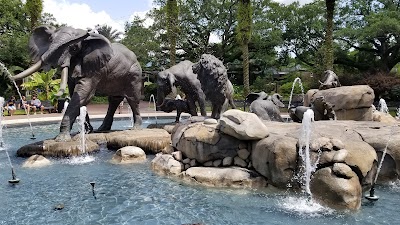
0,118,399,225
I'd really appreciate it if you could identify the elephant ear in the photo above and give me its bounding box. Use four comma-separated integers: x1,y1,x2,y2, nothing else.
167,72,177,95
80,33,113,75
29,25,56,63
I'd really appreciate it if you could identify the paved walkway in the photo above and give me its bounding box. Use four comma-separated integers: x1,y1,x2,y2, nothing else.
2,101,179,126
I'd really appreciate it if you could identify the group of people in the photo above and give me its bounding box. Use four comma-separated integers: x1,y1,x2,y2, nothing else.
4,95,44,116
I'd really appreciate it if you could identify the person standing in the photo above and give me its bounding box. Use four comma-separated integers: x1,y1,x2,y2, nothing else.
30,95,44,115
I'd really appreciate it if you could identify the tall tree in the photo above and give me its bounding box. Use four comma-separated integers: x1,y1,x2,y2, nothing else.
237,0,252,96
25,0,43,31
95,24,122,42
166,0,179,66
324,0,335,70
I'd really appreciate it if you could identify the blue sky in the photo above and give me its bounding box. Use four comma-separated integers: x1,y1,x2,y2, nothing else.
43,0,153,32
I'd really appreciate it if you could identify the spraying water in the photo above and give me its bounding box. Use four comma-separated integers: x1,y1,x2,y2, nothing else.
378,98,389,114
127,105,134,127
0,62,35,139
288,77,305,110
298,109,315,196
149,94,158,124
78,106,87,154
396,107,400,120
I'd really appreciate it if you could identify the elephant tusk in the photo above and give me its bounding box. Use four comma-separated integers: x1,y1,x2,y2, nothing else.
55,67,68,97
11,60,42,80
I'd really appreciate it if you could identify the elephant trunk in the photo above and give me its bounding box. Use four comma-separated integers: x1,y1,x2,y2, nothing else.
11,60,42,80
55,67,68,97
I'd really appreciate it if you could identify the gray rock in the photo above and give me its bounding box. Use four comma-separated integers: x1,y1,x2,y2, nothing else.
203,161,213,167
234,156,247,167
190,159,197,167
111,146,146,164
213,159,222,167
204,118,218,124
219,109,269,140
182,158,191,164
222,157,233,166
237,149,250,160
151,154,183,175
172,151,183,161
181,167,267,188
22,155,52,168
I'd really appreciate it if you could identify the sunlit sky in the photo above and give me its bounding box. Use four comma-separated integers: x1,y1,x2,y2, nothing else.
42,0,314,33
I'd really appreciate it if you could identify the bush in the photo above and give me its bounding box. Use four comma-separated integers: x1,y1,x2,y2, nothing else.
250,76,276,93
279,81,309,98
144,83,157,101
91,96,108,104
233,84,245,100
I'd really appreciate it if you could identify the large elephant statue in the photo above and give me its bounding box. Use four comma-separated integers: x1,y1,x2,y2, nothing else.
289,96,336,122
246,92,285,121
157,60,206,117
319,70,341,90
192,54,236,119
10,25,142,141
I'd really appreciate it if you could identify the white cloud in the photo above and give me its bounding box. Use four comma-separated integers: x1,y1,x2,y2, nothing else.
128,11,154,28
43,0,125,32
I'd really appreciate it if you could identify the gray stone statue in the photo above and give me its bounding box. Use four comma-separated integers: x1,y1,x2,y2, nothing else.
157,60,207,117
289,96,336,122
246,92,285,122
10,25,143,141
319,70,341,90
158,98,190,122
192,54,236,119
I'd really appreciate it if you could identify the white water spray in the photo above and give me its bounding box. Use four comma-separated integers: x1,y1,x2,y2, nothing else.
149,94,158,124
298,109,316,196
0,62,35,139
78,106,87,154
378,98,389,114
288,77,305,110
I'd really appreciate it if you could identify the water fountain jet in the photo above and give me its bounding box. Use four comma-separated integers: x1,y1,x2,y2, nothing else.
288,77,305,110
378,98,389,114
149,94,158,125
78,106,87,154
0,62,36,139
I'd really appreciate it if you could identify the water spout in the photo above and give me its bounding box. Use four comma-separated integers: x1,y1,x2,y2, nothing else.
149,94,158,125
0,62,35,139
288,77,305,110
298,109,315,197
78,106,87,154
378,98,389,114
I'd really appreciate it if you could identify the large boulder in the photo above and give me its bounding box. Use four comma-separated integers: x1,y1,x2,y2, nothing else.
106,129,171,153
219,109,269,140
310,165,362,210
172,122,245,163
151,154,183,175
110,146,146,164
181,167,267,188
304,85,375,120
251,134,298,188
16,139,99,157
22,155,52,168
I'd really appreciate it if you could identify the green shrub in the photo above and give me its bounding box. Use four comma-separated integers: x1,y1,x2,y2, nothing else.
233,84,245,100
144,83,158,101
279,81,309,98
91,96,108,104
250,76,276,93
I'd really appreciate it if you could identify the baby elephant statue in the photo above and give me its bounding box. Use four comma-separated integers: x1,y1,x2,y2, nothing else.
192,54,236,119
246,92,285,122
158,98,190,122
289,96,336,122
319,70,341,90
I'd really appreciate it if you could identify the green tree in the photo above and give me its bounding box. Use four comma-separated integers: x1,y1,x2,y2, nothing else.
324,0,335,70
166,0,179,66
95,24,122,42
237,0,252,97
122,16,160,69
21,69,66,104
25,0,43,31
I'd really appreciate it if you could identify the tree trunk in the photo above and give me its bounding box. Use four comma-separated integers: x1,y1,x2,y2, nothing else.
242,44,250,96
237,0,252,97
324,0,335,71
166,0,179,66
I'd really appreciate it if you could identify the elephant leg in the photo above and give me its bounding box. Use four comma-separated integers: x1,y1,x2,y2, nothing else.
186,96,198,116
211,103,222,119
56,78,98,142
98,96,124,131
125,96,142,129
197,93,207,116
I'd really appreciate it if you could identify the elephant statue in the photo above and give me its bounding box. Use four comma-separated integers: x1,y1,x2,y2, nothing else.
192,54,236,119
157,60,206,117
158,98,190,122
246,92,285,121
289,96,336,122
319,70,341,90
10,25,143,141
